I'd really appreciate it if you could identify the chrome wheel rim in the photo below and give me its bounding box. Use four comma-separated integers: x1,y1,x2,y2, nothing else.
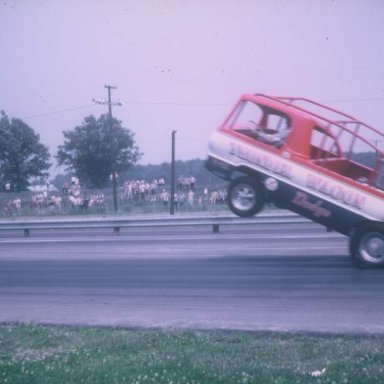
359,232,384,264
231,184,256,211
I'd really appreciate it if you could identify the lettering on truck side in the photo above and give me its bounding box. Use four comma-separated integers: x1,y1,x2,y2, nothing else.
229,142,293,179
306,174,366,210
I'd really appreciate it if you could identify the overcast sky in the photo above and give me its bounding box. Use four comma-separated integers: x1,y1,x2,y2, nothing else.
1,0,384,170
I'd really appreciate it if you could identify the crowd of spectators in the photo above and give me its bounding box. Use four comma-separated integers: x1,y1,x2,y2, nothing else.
177,176,196,191
118,175,227,212
121,179,162,202
1,174,228,216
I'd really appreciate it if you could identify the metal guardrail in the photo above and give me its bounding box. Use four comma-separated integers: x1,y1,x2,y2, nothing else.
0,212,310,237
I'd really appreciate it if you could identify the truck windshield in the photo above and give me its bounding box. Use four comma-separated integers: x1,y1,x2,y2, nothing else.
224,100,291,148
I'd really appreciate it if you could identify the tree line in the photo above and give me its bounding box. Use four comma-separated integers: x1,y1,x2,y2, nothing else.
0,111,141,192
0,110,221,192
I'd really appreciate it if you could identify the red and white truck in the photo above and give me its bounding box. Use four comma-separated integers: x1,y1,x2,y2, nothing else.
206,94,384,268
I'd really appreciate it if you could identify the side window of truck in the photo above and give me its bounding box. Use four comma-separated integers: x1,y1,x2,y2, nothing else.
310,127,340,160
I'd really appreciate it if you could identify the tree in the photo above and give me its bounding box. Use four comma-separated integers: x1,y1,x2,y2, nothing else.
0,111,51,191
56,114,141,188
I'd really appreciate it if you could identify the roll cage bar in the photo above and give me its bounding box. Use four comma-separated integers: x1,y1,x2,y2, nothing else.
253,94,384,186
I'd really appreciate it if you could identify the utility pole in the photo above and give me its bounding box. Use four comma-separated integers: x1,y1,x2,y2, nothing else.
170,130,177,215
92,85,122,213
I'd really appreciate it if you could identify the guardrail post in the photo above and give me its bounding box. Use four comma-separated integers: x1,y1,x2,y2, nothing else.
113,226,120,235
212,224,220,234
24,228,30,237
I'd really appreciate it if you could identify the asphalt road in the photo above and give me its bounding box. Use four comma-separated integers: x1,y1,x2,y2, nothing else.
1,222,383,333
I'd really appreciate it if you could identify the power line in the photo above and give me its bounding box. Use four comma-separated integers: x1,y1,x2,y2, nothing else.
21,104,95,120
122,101,232,106
323,97,384,103
18,96,384,121
17,100,228,121
124,97,384,106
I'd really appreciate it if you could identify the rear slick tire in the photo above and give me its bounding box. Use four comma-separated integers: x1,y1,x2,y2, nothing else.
350,223,384,269
228,176,265,217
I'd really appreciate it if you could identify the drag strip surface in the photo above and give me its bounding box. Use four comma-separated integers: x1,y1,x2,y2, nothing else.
0,222,383,333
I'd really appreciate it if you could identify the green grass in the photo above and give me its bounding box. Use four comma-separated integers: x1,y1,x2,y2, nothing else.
1,325,384,384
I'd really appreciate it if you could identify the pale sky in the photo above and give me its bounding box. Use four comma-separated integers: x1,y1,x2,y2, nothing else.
1,0,384,170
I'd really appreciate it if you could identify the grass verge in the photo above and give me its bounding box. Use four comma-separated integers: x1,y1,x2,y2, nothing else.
0,324,383,384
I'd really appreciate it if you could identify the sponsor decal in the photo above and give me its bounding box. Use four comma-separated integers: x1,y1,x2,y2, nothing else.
292,191,332,218
229,143,293,179
306,174,366,210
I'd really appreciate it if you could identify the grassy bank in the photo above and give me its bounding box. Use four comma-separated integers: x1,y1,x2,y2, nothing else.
1,324,383,384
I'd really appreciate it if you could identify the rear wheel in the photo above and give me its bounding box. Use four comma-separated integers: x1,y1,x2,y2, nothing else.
350,223,384,268
228,176,265,217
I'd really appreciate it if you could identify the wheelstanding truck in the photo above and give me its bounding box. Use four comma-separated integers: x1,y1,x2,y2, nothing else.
206,93,384,268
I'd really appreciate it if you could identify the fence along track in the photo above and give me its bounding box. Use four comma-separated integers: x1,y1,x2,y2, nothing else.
0,212,310,237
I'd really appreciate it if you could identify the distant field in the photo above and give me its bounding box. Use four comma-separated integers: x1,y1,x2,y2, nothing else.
1,324,383,384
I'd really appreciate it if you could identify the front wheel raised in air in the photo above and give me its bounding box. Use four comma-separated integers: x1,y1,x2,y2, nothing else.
228,176,265,217
350,223,384,268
